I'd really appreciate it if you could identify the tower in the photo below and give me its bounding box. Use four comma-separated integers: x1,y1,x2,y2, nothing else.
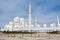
57,16,60,27
35,19,37,27
29,3,32,27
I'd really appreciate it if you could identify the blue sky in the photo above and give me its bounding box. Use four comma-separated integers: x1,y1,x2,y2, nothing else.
0,0,60,27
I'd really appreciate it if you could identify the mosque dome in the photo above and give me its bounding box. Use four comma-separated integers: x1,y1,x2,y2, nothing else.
20,18,24,21
5,25,12,31
14,17,20,23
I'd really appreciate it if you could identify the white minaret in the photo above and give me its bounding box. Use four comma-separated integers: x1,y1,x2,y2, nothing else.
35,19,37,27
57,16,60,27
29,3,32,27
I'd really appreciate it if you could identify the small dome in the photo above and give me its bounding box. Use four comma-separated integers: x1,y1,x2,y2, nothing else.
5,25,12,29
9,21,13,24
43,24,47,27
50,23,55,27
37,24,40,27
31,24,34,27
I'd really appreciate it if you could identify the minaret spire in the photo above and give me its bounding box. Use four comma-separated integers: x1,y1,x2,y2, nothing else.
29,2,32,27
29,2,31,14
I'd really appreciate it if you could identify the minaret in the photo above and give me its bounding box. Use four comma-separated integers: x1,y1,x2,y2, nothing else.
29,3,32,27
57,16,60,27
35,19,37,27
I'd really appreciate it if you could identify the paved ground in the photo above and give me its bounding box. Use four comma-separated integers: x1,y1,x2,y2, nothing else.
0,37,60,40
0,33,60,40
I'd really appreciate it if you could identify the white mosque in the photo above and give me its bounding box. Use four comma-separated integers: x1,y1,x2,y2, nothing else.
3,3,60,32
